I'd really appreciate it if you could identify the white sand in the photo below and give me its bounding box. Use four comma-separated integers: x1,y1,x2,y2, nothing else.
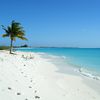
0,51,100,100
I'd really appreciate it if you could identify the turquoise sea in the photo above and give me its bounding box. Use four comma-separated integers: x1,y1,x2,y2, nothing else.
16,48,100,80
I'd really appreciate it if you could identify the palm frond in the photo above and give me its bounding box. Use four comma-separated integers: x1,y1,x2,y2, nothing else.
2,33,9,37
17,35,27,40
2,20,27,40
1,25,10,35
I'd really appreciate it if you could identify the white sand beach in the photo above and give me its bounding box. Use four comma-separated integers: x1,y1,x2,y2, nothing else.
0,51,100,100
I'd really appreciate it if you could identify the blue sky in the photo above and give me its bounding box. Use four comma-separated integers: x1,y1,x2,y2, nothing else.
0,0,100,47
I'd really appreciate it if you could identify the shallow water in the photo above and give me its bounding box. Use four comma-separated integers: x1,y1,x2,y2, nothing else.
16,48,100,80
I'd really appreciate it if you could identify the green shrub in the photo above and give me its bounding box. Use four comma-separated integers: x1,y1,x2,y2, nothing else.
0,46,10,50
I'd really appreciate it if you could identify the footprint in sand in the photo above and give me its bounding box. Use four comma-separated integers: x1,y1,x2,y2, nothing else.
21,72,23,74
8,87,12,90
30,80,33,82
24,75,27,77
35,96,40,99
29,86,32,88
15,80,18,82
1,89,5,92
34,90,37,93
17,92,21,95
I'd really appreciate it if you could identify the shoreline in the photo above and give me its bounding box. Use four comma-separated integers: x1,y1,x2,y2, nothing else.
39,52,100,93
38,52,100,81
0,51,100,100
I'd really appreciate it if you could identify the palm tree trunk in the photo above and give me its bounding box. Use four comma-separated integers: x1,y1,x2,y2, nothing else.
10,39,13,54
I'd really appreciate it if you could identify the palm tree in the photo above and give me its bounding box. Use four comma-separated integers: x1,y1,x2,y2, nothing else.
2,20,27,54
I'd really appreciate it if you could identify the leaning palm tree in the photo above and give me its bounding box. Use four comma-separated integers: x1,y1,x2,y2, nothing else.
2,20,27,54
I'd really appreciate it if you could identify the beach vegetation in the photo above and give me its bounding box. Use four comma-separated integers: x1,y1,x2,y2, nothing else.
0,46,9,50
1,20,27,54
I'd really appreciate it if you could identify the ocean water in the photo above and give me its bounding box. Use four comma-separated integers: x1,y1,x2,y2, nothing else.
16,48,100,80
